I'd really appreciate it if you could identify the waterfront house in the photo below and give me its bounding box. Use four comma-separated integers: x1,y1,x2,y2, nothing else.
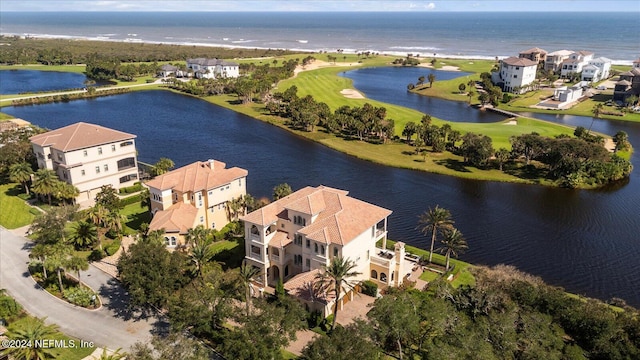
491,56,538,93
613,63,640,103
186,58,240,79
241,185,408,316
29,122,139,203
159,64,179,77
518,47,547,64
551,85,584,108
560,51,594,79
545,50,573,73
582,57,612,82
147,159,247,248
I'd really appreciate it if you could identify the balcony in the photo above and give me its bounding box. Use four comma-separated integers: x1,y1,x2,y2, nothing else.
370,251,394,267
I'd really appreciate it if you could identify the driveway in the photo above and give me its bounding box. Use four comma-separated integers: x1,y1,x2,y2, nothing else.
0,227,166,351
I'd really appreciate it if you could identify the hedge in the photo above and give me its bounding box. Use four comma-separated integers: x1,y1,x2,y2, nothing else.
119,194,141,206
118,182,143,194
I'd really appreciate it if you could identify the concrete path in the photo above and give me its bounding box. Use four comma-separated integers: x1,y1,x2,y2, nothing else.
0,226,165,351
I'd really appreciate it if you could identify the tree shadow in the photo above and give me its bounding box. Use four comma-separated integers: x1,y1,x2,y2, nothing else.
503,163,548,181
402,151,417,156
434,159,472,173
125,211,152,232
98,277,151,322
226,99,243,105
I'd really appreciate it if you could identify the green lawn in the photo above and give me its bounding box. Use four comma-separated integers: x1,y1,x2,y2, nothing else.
0,183,36,229
121,202,151,234
0,64,87,73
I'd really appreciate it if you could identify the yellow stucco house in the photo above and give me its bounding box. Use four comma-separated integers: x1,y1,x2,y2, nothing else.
147,159,247,248
241,185,408,316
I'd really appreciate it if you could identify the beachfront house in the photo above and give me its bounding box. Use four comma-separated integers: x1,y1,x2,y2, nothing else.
613,60,640,103
582,57,612,83
186,58,240,79
147,159,248,248
544,50,573,73
491,56,538,93
29,122,139,203
241,185,408,316
518,47,547,64
560,51,594,79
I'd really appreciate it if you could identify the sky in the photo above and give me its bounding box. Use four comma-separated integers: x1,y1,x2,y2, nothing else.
0,0,638,12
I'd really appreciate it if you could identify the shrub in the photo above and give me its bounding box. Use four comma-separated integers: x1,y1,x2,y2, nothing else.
0,294,22,321
118,182,143,194
29,207,41,215
63,286,94,307
88,249,105,262
307,310,322,328
361,280,378,297
119,194,142,206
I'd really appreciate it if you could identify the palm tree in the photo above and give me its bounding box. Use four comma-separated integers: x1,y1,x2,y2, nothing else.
185,225,209,247
98,348,127,360
32,168,59,205
272,183,293,200
428,73,436,88
44,243,72,293
69,221,98,250
66,255,89,284
55,182,79,205
29,243,50,279
314,257,361,330
437,228,468,271
189,242,215,279
153,157,175,176
2,317,59,360
9,162,32,195
238,260,260,316
467,89,476,104
417,205,454,263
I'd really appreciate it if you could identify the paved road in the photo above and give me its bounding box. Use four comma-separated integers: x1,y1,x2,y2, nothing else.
0,227,165,351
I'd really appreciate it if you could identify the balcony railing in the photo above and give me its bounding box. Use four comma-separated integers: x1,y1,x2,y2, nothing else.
370,254,392,267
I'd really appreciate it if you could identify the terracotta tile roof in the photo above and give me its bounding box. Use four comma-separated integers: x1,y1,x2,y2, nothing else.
519,47,547,54
501,56,537,67
269,230,292,248
284,269,335,303
242,185,392,246
577,50,594,56
633,58,640,64
29,122,135,152
146,160,248,193
149,202,198,234
548,50,573,56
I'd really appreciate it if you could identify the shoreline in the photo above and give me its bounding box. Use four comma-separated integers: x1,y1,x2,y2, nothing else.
1,32,635,66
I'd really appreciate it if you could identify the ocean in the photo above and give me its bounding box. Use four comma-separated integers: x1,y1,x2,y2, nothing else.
1,11,638,64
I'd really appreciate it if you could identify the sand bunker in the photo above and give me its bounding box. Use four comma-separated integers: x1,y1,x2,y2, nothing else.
293,60,362,77
504,120,518,125
340,89,365,99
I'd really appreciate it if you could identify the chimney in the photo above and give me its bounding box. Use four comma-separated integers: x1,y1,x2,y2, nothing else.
208,159,215,171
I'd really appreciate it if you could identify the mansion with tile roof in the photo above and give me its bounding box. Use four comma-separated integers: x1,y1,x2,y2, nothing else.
29,122,139,203
146,159,247,247
491,56,538,93
241,185,408,316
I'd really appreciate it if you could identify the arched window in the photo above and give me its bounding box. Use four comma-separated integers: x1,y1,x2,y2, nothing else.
371,270,378,279
251,225,259,235
380,272,388,282
164,237,170,246
333,248,339,257
314,243,318,253
321,245,325,255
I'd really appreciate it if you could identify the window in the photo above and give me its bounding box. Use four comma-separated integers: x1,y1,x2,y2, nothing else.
333,248,338,257
513,75,518,78
321,245,325,255
165,236,177,247
208,191,213,195
111,145,116,152
63,172,67,179
81,170,85,176
380,273,387,282
104,164,109,172
305,259,310,268
98,147,102,155
306,239,310,248
371,270,378,279
391,271,395,281
226,185,229,190
515,67,520,70
119,174,137,183
284,265,289,277
200,216,204,223
251,245,260,255
57,153,63,161
120,141,133,147
117,157,136,171
83,150,88,157
238,179,242,186
251,225,260,235
294,255,302,265
95,166,100,174
314,243,318,253
211,222,215,228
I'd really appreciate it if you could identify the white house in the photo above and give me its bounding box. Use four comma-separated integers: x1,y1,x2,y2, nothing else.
29,122,139,203
554,85,583,103
560,51,594,78
582,57,612,82
241,185,408,316
186,58,240,79
491,56,538,93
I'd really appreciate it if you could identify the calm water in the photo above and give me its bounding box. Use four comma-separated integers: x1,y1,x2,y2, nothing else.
3,77,640,306
1,12,638,63
0,70,95,94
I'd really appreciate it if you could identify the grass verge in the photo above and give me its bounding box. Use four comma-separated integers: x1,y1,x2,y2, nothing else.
0,183,36,229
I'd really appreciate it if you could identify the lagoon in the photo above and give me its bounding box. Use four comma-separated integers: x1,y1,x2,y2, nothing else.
0,69,95,94
4,85,640,307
